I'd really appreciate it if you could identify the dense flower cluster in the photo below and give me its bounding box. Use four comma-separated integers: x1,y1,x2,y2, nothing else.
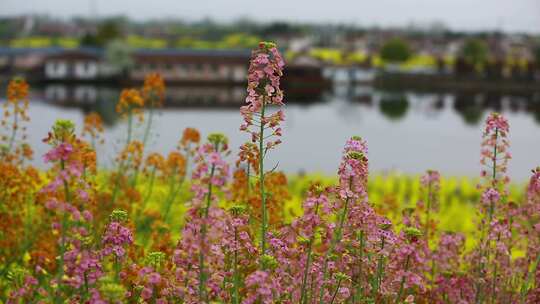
240,41,285,149
480,112,511,188
2,45,540,304
116,89,144,117
142,73,166,107
102,211,134,259
1,77,31,163
82,112,105,147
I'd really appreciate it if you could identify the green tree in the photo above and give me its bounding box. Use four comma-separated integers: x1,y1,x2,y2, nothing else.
461,39,488,67
380,38,412,63
534,43,540,64
105,40,133,75
81,19,123,47
80,33,100,47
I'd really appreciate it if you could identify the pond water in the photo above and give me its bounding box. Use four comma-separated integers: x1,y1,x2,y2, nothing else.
4,84,540,181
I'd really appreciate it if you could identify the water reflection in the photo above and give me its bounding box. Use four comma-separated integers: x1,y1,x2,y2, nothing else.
23,83,540,131
379,93,409,121
31,84,540,128
3,83,539,180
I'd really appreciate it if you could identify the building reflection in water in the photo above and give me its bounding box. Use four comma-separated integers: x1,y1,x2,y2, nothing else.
33,84,540,127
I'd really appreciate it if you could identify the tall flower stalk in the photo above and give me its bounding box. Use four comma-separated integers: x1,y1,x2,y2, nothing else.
240,42,285,256
129,73,165,199
5,78,29,152
1,77,30,164
520,168,540,303
141,73,165,147
296,184,328,304
111,89,144,204
40,119,98,303
475,112,510,303
81,113,104,153
421,170,440,245
319,136,369,304
193,133,229,303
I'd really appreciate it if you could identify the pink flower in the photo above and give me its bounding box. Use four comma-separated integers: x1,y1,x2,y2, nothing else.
148,272,161,285
141,287,153,299
102,221,133,259
480,112,511,188
43,143,73,163
240,42,285,151
481,187,500,205
527,167,540,201
484,112,509,135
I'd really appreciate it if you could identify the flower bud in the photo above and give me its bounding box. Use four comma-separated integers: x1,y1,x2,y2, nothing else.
110,209,129,223
145,251,166,270
99,277,126,302
261,254,278,270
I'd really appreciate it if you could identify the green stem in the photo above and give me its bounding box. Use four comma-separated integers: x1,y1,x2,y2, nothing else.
233,225,240,304
425,182,432,247
491,128,499,185
395,254,411,304
355,230,365,302
7,110,18,152
520,247,540,303
114,255,121,282
162,168,179,223
126,105,154,206
490,233,501,304
476,127,499,304
111,109,133,205
162,152,190,224
319,176,353,304
126,108,133,146
259,101,267,256
55,159,71,303
198,163,216,303
90,135,96,152
300,198,321,304
329,278,343,304
373,236,386,297
82,272,89,301
137,166,157,223
143,106,154,146
246,164,251,196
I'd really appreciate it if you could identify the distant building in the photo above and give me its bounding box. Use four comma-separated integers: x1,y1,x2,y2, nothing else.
14,47,254,84
43,48,102,80
130,49,251,84
0,47,58,76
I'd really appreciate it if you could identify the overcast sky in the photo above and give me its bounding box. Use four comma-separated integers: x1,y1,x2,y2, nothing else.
1,0,539,34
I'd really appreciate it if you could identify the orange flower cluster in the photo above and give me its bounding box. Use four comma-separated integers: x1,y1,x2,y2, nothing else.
236,142,260,172
1,77,31,163
7,77,29,103
77,140,98,174
180,127,201,148
0,162,41,264
116,89,145,121
145,152,166,172
82,112,105,145
230,170,290,227
261,172,290,226
166,151,187,178
118,140,144,168
230,169,250,204
142,73,166,107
